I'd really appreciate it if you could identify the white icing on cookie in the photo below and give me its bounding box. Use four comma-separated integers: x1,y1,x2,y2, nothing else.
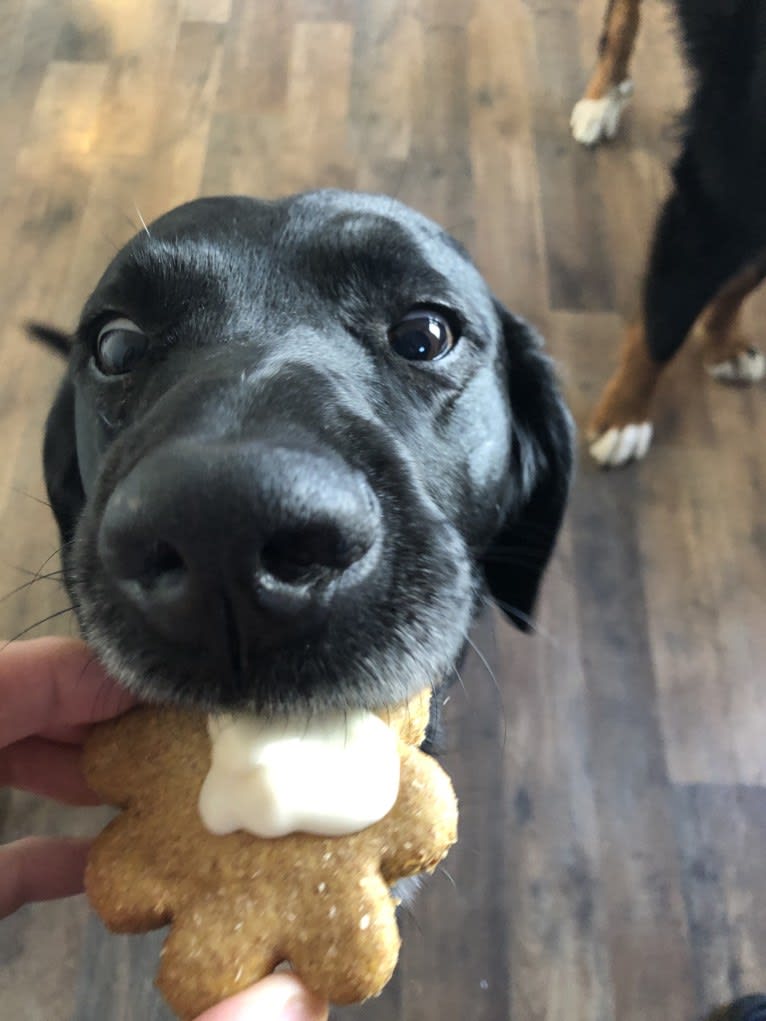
198,710,401,838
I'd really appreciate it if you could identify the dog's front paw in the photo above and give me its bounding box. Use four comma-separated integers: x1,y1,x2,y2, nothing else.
588,422,653,468
570,80,634,146
706,346,766,384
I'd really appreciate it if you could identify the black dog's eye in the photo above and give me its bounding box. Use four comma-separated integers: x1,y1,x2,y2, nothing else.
388,309,458,362
95,318,148,376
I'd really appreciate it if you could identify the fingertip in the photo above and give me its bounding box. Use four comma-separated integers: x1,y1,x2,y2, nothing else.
195,973,329,1021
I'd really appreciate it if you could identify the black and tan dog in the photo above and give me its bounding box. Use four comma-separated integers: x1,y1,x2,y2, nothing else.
572,0,766,466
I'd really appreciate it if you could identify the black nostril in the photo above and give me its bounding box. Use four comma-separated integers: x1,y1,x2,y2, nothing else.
138,541,187,589
261,525,365,586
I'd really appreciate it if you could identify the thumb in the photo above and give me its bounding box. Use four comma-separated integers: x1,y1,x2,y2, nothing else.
195,973,329,1021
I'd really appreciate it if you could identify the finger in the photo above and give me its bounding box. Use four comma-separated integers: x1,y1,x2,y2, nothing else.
195,973,329,1021
0,637,135,747
0,737,101,805
36,724,93,745
0,836,91,919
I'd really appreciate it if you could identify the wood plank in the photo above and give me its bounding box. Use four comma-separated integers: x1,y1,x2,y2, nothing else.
529,7,617,312
467,0,548,319
91,0,180,158
140,20,225,215
216,0,291,113
182,0,232,23
399,610,512,1021
349,0,421,187
567,454,697,1021
675,785,766,1011
500,549,614,1021
280,21,355,193
394,24,472,234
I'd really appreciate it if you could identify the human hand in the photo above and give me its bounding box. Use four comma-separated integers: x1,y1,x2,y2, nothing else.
0,636,329,1020
0,636,135,917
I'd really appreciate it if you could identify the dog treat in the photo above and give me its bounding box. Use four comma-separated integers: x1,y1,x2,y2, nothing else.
83,689,458,1019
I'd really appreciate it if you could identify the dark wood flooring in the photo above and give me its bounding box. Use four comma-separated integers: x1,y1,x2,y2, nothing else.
0,1,765,1019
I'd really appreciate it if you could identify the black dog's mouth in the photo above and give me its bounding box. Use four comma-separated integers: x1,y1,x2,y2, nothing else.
68,544,474,717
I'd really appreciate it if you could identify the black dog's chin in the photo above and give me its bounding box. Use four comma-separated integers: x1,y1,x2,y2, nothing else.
74,606,470,717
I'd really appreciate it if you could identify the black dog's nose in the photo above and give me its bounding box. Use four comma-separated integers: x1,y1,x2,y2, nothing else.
97,439,380,658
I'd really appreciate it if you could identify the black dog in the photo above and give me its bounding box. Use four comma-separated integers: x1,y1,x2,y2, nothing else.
40,190,572,718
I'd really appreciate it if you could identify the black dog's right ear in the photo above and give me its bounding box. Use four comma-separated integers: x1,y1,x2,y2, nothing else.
43,376,85,543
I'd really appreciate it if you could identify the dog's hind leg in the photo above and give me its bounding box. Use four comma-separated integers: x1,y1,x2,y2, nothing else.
588,183,761,467
571,0,641,146
696,255,766,385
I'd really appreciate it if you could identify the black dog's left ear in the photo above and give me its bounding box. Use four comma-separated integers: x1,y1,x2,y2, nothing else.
481,301,574,630
43,374,85,544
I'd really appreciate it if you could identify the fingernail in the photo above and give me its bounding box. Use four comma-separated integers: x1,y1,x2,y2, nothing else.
279,990,327,1021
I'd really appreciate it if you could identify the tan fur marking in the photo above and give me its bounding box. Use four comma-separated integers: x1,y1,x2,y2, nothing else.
696,259,766,365
587,320,660,439
584,0,641,100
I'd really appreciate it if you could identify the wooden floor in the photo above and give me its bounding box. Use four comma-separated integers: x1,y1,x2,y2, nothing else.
1,1,765,1019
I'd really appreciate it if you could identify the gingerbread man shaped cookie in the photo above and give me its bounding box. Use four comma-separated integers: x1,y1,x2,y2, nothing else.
83,690,458,1019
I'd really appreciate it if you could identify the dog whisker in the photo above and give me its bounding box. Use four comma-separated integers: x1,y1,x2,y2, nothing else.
478,553,554,569
464,632,508,749
488,596,535,628
476,533,556,549
397,895,423,934
0,570,67,606
11,487,52,509
482,518,561,541
133,202,151,238
0,556,61,580
32,541,73,581
475,530,560,550
442,218,474,240
474,541,554,557
452,662,469,702
0,604,79,653
487,595,574,658
438,865,457,890
78,650,103,691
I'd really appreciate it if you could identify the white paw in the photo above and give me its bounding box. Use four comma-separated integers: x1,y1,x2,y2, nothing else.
706,347,766,384
570,80,634,146
589,422,653,467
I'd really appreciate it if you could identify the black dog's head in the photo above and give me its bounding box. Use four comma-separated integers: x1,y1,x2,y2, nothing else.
42,190,572,715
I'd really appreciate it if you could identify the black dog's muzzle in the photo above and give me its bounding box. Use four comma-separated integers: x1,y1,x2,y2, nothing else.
97,432,383,676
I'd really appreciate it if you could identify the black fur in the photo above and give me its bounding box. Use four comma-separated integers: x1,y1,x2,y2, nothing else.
644,0,766,362
42,190,573,715
27,322,71,355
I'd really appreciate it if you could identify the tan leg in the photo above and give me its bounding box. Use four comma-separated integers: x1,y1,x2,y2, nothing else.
587,320,661,467
696,258,766,383
571,0,642,146
586,0,642,99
